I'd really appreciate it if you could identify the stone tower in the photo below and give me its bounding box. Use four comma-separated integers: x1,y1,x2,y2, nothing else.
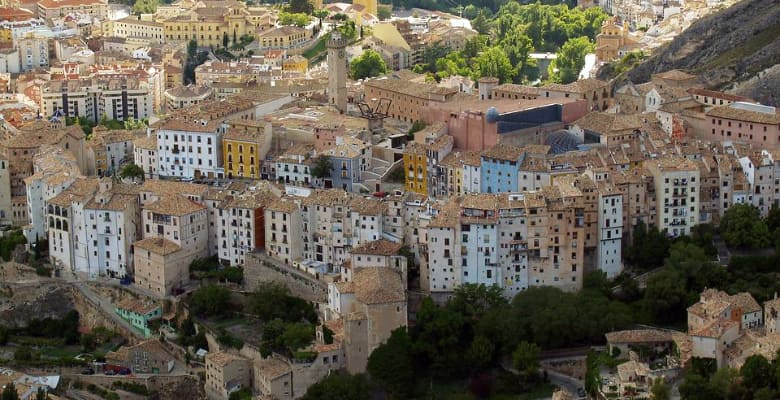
327,33,348,114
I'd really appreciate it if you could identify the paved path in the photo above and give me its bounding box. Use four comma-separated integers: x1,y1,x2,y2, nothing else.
71,280,144,340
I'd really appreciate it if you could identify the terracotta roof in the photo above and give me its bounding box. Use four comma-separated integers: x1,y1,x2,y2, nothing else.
206,352,248,367
706,105,780,125
165,84,212,99
47,177,100,207
133,135,157,150
335,280,354,293
133,237,181,255
351,239,401,256
38,0,106,9
254,358,290,380
267,198,299,213
729,292,761,313
687,88,751,102
352,267,405,305
145,194,206,216
86,193,136,211
543,78,608,94
605,329,674,344
116,298,160,316
349,196,386,215
482,143,524,161
139,180,207,197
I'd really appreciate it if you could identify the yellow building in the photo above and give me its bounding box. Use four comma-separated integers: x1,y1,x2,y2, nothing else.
282,54,308,73
257,25,309,50
403,142,427,195
0,28,11,46
223,120,270,179
353,0,377,17
162,4,263,48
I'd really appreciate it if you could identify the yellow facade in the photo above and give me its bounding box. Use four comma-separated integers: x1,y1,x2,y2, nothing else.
403,144,427,195
224,139,261,179
282,55,308,73
163,7,254,48
353,0,377,16
0,28,11,45
258,26,308,49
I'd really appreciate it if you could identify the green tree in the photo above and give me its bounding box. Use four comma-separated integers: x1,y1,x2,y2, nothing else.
626,220,671,270
119,163,144,182
367,328,415,399
228,388,252,400
288,0,313,14
412,297,469,378
302,373,370,400
471,11,490,34
473,46,515,83
448,283,507,320
222,32,229,49
1,382,18,400
14,346,33,361
281,322,315,352
678,373,716,400
650,378,669,400
741,354,773,392
279,12,311,27
350,50,388,80
512,341,541,376
643,269,687,324
466,335,495,371
310,155,332,179
500,26,535,82
189,284,231,317
548,36,593,84
709,367,742,399
720,204,771,248
377,4,392,20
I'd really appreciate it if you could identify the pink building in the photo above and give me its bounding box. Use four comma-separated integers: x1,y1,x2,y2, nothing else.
702,102,780,147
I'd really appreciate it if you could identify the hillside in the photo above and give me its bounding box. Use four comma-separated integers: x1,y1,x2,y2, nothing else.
611,0,780,105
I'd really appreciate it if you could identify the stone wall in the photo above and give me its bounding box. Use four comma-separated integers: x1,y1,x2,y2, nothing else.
243,254,327,303
0,282,75,328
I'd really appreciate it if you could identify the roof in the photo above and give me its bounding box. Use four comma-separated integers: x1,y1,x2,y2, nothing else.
145,194,206,216
353,267,405,305
482,143,524,161
165,84,213,99
134,237,181,255
38,0,106,9
573,112,643,134
687,88,751,102
351,239,402,256
139,180,208,197
542,78,609,94
267,198,299,213
47,177,100,207
133,135,157,150
605,329,674,344
85,193,136,211
254,358,291,380
729,292,761,313
206,352,248,368
116,298,160,315
706,105,780,125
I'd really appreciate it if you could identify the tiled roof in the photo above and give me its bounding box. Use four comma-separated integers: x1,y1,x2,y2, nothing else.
353,267,405,305
116,298,159,315
349,196,386,215
706,105,780,125
482,143,524,161
85,193,136,211
144,194,206,216
351,239,401,256
133,237,181,255
206,352,248,367
133,135,157,150
687,88,751,102
605,329,674,344
267,198,299,213
254,358,290,379
47,177,100,207
139,180,207,197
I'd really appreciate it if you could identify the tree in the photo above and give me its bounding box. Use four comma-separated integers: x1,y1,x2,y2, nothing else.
741,354,773,392
377,4,392,20
222,32,229,49
279,12,311,27
548,36,593,84
471,11,490,34
448,283,507,320
349,50,388,80
512,341,541,376
302,373,370,400
189,284,231,317
281,322,315,352
643,269,687,324
123,117,147,130
288,0,313,14
119,163,144,182
310,155,332,179
626,220,671,270
650,378,669,400
367,328,415,399
1,383,18,400
472,46,515,84
720,204,772,248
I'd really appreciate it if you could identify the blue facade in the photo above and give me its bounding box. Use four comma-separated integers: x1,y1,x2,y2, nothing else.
329,155,362,192
480,152,526,193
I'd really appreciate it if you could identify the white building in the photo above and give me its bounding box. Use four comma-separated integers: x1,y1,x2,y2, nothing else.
155,118,225,180
645,156,701,237
40,78,153,123
46,177,99,273
15,33,49,71
274,144,316,187
133,134,159,179
264,198,303,266
597,185,623,278
83,179,139,279
217,187,278,266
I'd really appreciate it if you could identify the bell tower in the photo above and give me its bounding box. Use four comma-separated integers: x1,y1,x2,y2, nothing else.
327,33,348,113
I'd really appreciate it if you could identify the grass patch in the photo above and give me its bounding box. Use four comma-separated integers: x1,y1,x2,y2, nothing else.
700,24,780,72
303,33,330,61
38,346,80,359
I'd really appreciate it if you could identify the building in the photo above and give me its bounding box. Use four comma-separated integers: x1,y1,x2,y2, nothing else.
327,34,347,113
345,239,406,281
222,119,270,180
111,16,164,44
264,198,302,265
702,102,780,148
164,85,214,111
217,187,277,266
541,78,612,111
595,183,624,278
46,177,100,275
480,144,525,193
253,357,293,400
133,135,159,179
15,32,48,71
205,352,251,400
83,179,139,279
329,266,406,373
114,298,161,338
257,26,310,50
281,55,308,74
320,136,370,192
87,128,143,176
595,17,641,62
0,154,10,225
274,144,316,187
133,194,208,297
105,339,175,374
37,0,107,20
40,78,154,123
645,155,700,237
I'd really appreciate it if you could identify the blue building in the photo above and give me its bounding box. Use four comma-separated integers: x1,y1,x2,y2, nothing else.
322,138,369,192
480,144,525,193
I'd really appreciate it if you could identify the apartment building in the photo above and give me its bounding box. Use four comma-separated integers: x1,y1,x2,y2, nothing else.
217,188,277,266
40,78,154,123
1,119,86,226
111,16,164,44
480,144,525,193
164,85,213,111
23,146,81,244
342,239,406,282
46,177,100,274
87,128,143,176
320,136,370,193
83,179,139,279
133,135,159,179
15,33,48,71
134,194,208,297
703,102,780,148
274,144,316,187
264,198,302,266
645,155,700,237
596,183,624,278
403,143,427,195
204,352,251,400
223,119,270,180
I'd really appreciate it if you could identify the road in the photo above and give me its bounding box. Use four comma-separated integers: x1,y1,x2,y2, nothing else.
544,368,584,398
71,280,144,340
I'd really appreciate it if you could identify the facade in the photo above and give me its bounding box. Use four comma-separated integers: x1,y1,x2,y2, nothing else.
217,188,277,266
111,17,164,44
0,155,10,225
480,144,525,194
105,339,175,374
83,179,139,279
702,102,780,148
46,177,100,275
114,299,161,338
321,136,369,192
596,185,624,278
155,117,225,179
37,0,107,19
205,352,251,400
133,135,159,179
15,33,48,71
274,144,315,187
40,78,154,123
164,85,213,111
222,120,270,180
645,156,700,237
257,26,310,50
264,198,302,265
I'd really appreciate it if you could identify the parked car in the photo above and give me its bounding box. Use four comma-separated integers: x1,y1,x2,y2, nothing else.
118,368,131,375
81,368,94,375
105,370,116,376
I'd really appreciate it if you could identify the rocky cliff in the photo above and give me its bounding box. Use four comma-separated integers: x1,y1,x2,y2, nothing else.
608,0,780,105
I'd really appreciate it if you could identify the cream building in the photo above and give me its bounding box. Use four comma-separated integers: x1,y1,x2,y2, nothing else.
111,16,164,44
204,352,251,400
37,0,107,20
264,198,302,266
133,135,159,179
164,85,213,111
41,78,154,123
645,155,700,237
15,32,48,71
